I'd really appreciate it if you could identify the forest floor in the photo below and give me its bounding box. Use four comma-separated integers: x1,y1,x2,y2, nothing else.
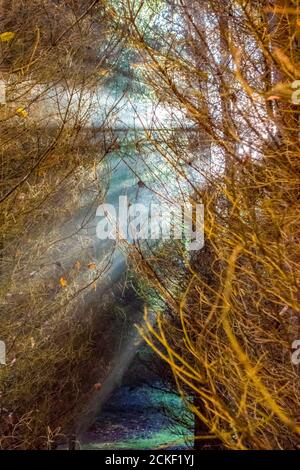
81,384,193,450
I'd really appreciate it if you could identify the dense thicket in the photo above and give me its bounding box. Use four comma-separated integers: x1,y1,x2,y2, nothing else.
1,0,300,450
0,0,125,449
124,0,300,449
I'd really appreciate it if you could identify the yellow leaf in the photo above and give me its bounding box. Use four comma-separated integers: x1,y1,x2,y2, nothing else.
98,69,108,77
0,32,15,42
88,262,97,270
59,276,67,288
16,107,28,118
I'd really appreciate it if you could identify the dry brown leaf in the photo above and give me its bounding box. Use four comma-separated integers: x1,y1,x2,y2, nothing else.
75,261,81,270
267,95,281,101
88,262,97,270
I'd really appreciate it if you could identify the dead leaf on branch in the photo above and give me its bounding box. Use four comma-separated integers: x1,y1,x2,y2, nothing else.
59,277,67,288
88,262,97,270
